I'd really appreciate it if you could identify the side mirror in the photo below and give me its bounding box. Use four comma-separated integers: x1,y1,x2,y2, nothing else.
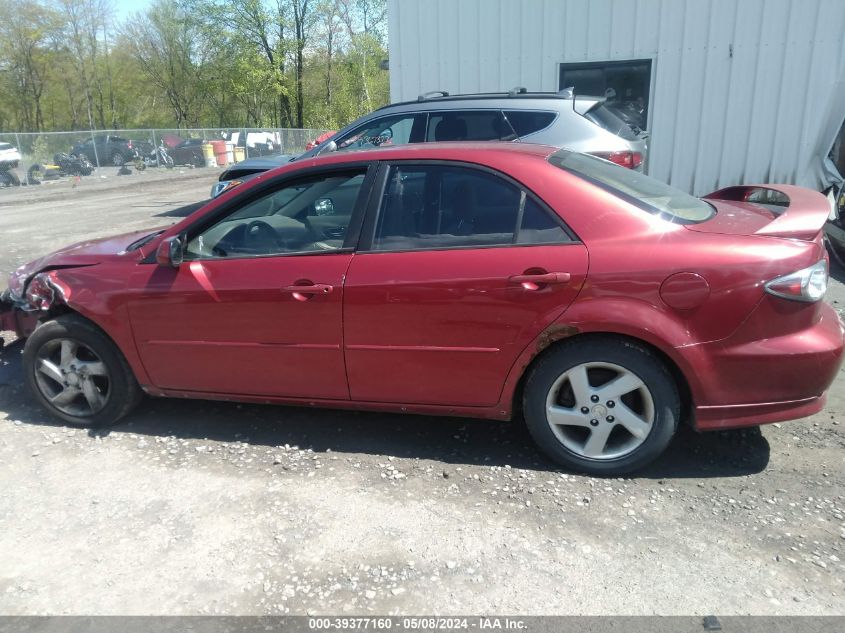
314,198,334,215
156,236,184,268
315,140,337,156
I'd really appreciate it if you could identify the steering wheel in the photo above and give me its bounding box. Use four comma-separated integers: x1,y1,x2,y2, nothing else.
244,220,281,254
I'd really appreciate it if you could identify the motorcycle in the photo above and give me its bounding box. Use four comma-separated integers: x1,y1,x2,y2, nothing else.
27,153,95,184
134,142,174,170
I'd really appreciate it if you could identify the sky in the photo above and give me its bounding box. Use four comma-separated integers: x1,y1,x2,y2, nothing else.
112,0,152,23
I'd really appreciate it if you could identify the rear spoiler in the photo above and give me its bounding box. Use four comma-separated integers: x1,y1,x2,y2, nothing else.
703,184,829,241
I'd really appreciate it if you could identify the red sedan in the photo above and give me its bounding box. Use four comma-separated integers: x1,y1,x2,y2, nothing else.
1,143,842,474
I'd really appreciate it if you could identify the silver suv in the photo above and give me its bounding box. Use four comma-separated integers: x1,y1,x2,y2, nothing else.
300,88,648,170
211,89,648,197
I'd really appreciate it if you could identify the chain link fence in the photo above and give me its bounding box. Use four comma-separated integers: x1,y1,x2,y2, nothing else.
0,128,330,186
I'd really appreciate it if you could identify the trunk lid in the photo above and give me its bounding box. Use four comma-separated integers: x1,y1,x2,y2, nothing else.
688,185,830,241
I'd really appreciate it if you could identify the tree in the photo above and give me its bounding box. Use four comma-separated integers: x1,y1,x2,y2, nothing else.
0,0,390,133
0,0,61,131
122,0,208,128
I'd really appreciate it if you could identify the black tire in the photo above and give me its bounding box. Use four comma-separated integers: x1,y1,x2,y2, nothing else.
0,169,20,187
27,164,43,185
522,337,680,475
23,314,143,428
824,233,845,268
111,151,125,166
192,155,205,168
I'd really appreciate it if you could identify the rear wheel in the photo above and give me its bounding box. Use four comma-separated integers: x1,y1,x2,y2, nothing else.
824,232,845,268
111,151,125,166
523,337,680,475
23,315,142,428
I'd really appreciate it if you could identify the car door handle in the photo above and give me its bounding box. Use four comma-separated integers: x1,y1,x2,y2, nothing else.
508,272,571,288
282,283,334,301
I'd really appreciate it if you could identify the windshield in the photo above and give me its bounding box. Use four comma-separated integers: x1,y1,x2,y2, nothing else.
550,150,715,224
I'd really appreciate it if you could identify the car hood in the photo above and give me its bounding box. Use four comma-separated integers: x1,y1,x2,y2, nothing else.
12,227,164,281
225,154,296,171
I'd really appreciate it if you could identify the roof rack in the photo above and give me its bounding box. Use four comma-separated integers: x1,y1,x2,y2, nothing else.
417,90,450,101
374,90,589,112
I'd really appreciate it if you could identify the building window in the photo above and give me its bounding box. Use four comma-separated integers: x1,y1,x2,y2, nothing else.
559,59,652,133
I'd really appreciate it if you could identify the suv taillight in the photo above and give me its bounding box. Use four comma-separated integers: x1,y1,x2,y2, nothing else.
590,151,642,169
765,260,828,302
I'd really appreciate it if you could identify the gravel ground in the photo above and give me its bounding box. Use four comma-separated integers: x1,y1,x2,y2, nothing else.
0,172,843,615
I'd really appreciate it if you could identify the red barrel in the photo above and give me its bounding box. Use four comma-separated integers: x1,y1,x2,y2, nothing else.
210,140,228,166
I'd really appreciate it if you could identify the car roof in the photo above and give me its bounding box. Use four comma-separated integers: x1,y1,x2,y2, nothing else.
282,141,558,172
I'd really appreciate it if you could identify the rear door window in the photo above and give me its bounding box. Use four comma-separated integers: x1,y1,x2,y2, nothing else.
504,111,557,137
371,164,571,251
426,111,515,142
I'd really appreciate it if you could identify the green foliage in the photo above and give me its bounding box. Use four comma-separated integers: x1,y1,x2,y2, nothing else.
0,0,389,132
30,135,50,162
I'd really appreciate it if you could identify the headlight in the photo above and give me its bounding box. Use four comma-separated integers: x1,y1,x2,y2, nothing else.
25,273,56,310
7,265,28,300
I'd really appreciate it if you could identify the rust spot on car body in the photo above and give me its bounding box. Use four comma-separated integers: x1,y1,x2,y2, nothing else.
536,323,579,353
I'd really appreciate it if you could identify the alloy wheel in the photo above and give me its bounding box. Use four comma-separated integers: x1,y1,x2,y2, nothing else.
545,361,655,460
33,338,111,417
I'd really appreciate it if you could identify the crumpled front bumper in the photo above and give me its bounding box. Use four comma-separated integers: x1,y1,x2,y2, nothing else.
0,289,34,339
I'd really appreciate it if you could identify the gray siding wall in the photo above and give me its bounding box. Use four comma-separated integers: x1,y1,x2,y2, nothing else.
388,0,845,193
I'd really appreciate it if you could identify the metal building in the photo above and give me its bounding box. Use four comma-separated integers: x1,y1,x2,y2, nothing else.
387,0,845,195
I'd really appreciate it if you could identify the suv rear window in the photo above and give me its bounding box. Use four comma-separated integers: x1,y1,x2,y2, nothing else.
504,111,556,137
0,143,11,151
550,150,715,224
582,104,639,141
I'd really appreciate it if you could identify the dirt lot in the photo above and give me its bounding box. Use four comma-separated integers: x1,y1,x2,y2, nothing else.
0,171,843,616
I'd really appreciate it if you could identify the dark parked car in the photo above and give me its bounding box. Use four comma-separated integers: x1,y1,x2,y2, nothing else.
211,153,296,197
70,135,151,167
162,136,207,167
2,143,842,475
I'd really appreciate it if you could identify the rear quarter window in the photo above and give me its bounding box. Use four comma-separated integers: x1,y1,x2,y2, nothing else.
504,111,557,137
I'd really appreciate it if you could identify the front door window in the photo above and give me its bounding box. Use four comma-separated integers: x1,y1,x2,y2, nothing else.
185,171,366,259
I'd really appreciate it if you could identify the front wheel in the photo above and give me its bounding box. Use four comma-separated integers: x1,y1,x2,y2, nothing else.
523,337,680,475
23,315,143,428
0,169,20,187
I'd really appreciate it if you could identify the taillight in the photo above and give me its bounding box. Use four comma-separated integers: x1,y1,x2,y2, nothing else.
764,260,828,302
128,141,133,149
590,151,642,169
